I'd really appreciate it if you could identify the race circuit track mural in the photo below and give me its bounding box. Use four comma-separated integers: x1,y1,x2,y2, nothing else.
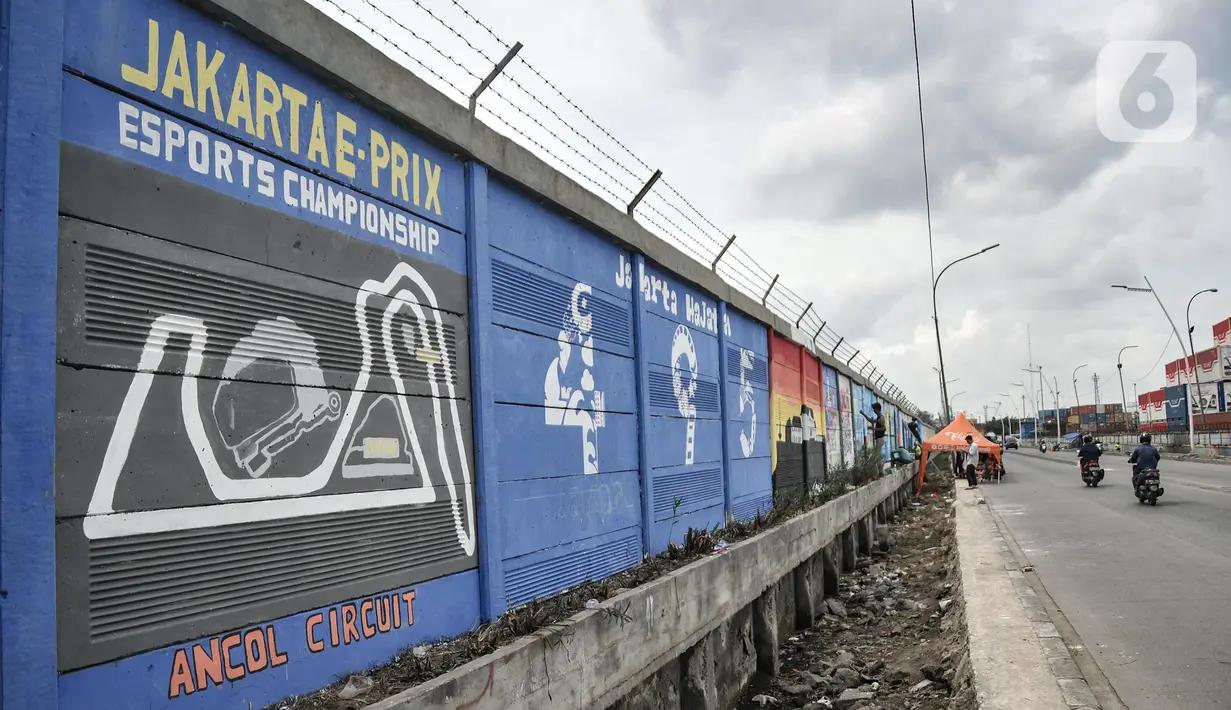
82,260,476,554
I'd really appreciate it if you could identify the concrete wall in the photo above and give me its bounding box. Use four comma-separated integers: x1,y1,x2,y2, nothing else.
0,0,921,708
365,467,916,710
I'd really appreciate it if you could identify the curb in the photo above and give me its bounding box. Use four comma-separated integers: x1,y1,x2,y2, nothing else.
954,486,1101,709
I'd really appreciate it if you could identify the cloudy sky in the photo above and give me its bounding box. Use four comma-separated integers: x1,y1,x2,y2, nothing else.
312,0,1231,421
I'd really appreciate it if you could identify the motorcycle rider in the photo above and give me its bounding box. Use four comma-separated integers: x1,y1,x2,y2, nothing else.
1129,433,1161,490
1077,434,1102,474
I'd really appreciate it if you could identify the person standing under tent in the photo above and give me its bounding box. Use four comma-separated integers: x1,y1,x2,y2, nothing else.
964,434,979,489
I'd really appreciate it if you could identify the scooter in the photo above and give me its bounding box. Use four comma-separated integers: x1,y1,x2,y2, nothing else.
1080,459,1104,487
1133,467,1164,505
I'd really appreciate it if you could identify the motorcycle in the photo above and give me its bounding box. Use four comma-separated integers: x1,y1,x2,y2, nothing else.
1080,459,1104,487
1134,467,1164,506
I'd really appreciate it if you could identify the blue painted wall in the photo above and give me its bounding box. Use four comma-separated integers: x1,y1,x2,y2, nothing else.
478,178,641,612
0,0,906,707
637,260,726,553
724,308,772,522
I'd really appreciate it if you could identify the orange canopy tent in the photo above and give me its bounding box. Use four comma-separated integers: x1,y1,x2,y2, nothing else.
916,413,1002,493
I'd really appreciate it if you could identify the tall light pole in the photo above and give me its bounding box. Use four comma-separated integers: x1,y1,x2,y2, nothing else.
1072,364,1088,409
932,244,1000,421
999,394,1020,437
1117,345,1138,430
1186,287,1218,428
1113,278,1201,450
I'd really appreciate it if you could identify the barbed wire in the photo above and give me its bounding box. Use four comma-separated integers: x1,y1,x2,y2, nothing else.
323,0,916,411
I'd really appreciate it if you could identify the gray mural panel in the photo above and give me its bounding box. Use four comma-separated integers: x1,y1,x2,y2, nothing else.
56,145,477,670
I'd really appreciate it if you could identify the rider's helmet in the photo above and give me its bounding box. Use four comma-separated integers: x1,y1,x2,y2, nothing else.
1083,434,1093,444
1140,433,1152,444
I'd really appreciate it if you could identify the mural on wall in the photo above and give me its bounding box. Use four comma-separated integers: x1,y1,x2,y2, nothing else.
544,281,607,474
769,333,804,472
838,375,856,467
55,0,481,694
485,179,641,611
823,366,842,470
637,259,724,552
854,383,870,451
81,260,475,549
725,310,772,521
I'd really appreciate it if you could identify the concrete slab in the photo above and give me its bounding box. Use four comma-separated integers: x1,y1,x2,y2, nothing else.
956,487,1069,709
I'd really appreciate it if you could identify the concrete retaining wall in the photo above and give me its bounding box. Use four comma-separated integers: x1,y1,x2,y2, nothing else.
365,466,915,710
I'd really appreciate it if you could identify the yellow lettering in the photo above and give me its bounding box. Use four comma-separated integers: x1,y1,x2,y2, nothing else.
423,159,442,215
282,84,307,154
160,31,194,109
226,63,255,134
121,19,159,91
255,71,284,147
335,112,357,179
391,141,409,202
370,130,390,189
307,102,330,167
196,42,225,121
413,153,423,207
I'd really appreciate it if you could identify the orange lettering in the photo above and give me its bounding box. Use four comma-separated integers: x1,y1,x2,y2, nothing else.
306,613,325,653
244,628,269,673
392,594,402,628
342,604,360,644
221,634,245,681
361,600,376,638
192,638,224,690
168,648,194,698
268,626,289,667
329,607,340,647
376,597,392,633
401,591,417,627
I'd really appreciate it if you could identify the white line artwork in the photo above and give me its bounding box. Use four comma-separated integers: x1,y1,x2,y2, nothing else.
738,347,757,458
544,281,606,475
83,263,477,558
212,317,343,478
672,324,698,465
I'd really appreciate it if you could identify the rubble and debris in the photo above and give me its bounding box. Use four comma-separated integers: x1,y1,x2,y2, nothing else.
736,467,977,710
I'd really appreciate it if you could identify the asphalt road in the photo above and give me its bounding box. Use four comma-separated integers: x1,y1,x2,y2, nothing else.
986,449,1231,710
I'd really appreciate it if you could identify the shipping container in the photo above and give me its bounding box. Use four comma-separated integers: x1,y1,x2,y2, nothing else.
1189,381,1225,415
1168,418,1187,432
1215,318,1231,347
1196,411,1231,430
1071,404,1096,416
1164,385,1188,422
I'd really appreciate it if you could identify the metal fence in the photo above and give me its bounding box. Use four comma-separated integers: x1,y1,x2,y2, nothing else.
308,0,919,414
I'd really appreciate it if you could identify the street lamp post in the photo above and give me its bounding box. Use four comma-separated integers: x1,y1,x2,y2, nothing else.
950,391,967,417
999,394,1020,437
1113,278,1213,451
1072,364,1087,409
1116,345,1138,431
932,244,1000,421
1186,288,1219,428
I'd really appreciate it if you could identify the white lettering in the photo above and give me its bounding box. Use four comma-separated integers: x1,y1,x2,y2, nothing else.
118,102,140,150
344,193,358,224
299,175,315,212
327,186,344,219
379,209,394,241
257,159,275,197
164,120,186,162
140,111,161,157
214,142,234,182
394,214,408,246
235,149,254,188
187,131,209,175
282,168,298,207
